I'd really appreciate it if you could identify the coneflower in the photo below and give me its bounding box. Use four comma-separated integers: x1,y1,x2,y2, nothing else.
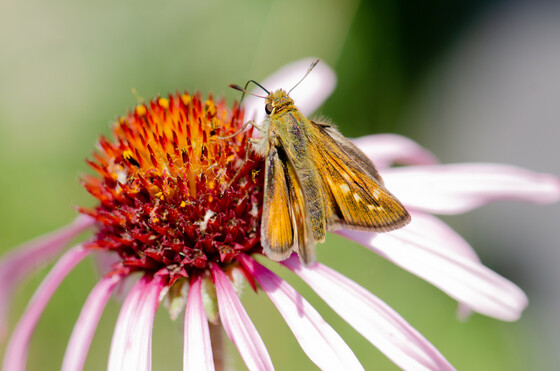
1,58,559,370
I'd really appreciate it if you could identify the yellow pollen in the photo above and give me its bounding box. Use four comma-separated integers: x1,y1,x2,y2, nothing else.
158,97,169,109
181,94,191,106
180,201,186,208
136,105,147,116
123,150,134,160
252,169,260,182
205,100,217,116
210,118,220,133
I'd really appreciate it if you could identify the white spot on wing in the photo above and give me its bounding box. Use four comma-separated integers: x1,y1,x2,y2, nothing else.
368,204,382,211
339,184,351,193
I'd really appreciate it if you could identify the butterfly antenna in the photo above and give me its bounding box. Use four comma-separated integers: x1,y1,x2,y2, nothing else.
245,80,270,95
229,80,270,103
288,59,320,95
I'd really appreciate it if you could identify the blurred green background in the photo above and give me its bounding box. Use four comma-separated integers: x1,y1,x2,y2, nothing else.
1,0,559,369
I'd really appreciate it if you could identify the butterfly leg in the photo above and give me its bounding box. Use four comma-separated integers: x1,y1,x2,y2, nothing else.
218,120,262,139
219,136,264,197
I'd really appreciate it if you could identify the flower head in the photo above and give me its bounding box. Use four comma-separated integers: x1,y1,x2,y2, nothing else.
1,58,559,371
80,92,264,285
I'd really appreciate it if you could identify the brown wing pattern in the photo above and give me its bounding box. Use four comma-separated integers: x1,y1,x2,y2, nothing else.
285,157,314,264
310,122,411,232
315,122,384,184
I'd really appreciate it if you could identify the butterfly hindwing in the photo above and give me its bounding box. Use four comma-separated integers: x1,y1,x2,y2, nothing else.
261,146,294,261
261,145,314,263
284,154,315,264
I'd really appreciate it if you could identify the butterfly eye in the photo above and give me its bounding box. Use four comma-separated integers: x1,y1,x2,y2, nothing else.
265,103,273,115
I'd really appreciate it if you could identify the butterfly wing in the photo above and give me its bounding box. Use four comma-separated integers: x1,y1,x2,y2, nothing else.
261,145,313,263
309,121,411,232
318,123,384,184
261,146,293,261
284,153,315,264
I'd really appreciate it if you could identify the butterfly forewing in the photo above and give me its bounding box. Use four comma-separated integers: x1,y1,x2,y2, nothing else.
320,123,384,184
310,121,410,232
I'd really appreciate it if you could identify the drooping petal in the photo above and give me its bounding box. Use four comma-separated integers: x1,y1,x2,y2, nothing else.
383,163,560,214
239,254,364,371
62,273,122,371
132,276,165,371
108,276,145,371
405,212,480,262
283,257,455,371
184,276,214,371
108,275,165,371
2,245,90,371
352,134,439,169
243,57,336,124
211,264,273,371
337,216,529,321
0,215,94,340
389,212,481,321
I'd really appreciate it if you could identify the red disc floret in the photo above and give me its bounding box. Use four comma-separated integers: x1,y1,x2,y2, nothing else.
80,92,265,284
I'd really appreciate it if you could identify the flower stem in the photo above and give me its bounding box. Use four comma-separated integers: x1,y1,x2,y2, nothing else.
209,322,225,371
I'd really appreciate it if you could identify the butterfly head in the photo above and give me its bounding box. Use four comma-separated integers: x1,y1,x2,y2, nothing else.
265,90,294,115
229,59,321,116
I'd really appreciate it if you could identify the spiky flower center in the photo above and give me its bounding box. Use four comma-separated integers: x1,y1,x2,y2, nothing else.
81,92,264,284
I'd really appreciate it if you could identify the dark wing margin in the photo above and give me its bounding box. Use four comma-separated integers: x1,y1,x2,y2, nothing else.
310,121,411,232
314,121,384,184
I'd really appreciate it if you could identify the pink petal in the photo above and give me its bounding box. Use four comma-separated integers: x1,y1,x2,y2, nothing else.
239,255,364,370
352,134,439,169
184,276,214,371
383,163,560,214
108,276,145,371
283,257,455,371
108,275,165,371
62,273,122,371
392,212,481,321
2,245,90,371
337,216,529,321
0,215,94,340
211,264,273,371
243,57,336,124
406,212,480,262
